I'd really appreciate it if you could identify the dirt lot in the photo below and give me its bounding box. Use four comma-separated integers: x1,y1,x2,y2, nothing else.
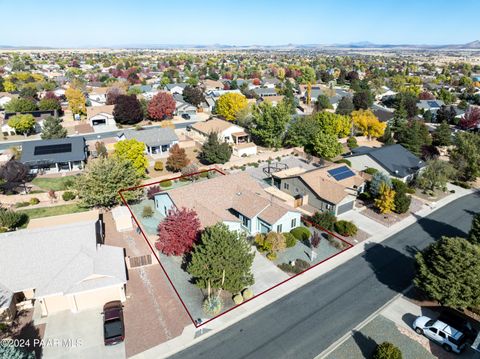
103,212,190,357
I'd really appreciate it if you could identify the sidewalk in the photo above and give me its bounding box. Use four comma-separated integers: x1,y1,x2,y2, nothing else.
132,184,476,359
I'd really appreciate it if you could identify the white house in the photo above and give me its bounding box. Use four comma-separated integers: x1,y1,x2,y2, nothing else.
0,220,126,318
164,83,188,95
86,105,117,130
117,127,179,156
191,118,257,157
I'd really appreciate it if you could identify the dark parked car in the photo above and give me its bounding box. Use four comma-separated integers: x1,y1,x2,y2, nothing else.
181,113,191,120
103,301,124,345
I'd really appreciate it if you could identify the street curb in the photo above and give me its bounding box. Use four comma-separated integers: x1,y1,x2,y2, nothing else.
133,187,477,359
315,285,414,359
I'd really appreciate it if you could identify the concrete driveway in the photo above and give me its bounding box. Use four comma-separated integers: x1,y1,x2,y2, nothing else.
41,306,125,359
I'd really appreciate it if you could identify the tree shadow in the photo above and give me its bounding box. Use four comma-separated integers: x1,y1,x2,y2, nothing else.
13,321,43,358
352,330,378,358
362,243,415,294
412,213,468,239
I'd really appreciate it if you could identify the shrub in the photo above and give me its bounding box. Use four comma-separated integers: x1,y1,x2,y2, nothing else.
0,209,25,230
283,232,297,247
309,211,337,231
154,160,164,171
372,342,402,359
62,191,76,201
147,185,161,199
202,296,223,316
29,197,40,205
266,252,277,260
278,259,311,274
233,294,244,305
364,167,379,175
335,158,352,167
347,136,358,149
199,171,209,178
452,180,471,189
406,187,416,194
160,180,172,188
310,231,321,247
242,288,253,300
393,192,411,214
142,206,154,218
358,191,371,201
290,226,311,241
14,201,30,208
334,220,358,237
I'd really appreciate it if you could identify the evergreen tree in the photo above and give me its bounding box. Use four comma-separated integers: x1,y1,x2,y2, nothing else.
414,236,480,308
41,116,67,139
335,96,354,115
380,123,395,145
432,121,452,146
467,213,480,246
188,223,255,293
372,342,402,359
395,120,432,156
200,132,232,164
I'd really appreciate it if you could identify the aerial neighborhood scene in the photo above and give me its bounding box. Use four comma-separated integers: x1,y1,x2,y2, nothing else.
1,1,480,358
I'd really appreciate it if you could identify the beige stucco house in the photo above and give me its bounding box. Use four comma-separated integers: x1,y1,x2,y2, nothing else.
0,220,126,320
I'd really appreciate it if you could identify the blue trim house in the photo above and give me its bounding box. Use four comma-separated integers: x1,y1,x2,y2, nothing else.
154,172,301,235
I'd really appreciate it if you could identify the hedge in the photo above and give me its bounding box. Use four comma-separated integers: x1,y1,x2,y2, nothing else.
334,220,358,237
290,227,311,241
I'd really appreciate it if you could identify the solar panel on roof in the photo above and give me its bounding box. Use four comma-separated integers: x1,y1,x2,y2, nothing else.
327,166,349,176
427,101,439,108
34,143,72,156
327,166,355,181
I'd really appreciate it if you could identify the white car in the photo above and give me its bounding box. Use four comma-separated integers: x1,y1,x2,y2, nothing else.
413,316,467,353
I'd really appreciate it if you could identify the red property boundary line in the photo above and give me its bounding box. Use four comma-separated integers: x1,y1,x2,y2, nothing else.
118,168,353,328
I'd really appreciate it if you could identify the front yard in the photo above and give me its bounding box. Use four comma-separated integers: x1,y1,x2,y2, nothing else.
17,203,88,225
31,175,77,191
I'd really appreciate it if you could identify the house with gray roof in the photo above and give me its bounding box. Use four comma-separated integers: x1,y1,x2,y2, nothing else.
117,127,178,156
346,144,425,182
252,87,278,98
0,220,126,319
164,83,188,95
20,137,87,174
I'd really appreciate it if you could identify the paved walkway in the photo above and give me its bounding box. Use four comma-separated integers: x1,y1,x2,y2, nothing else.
132,183,477,359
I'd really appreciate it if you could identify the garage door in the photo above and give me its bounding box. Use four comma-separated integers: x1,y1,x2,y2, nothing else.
337,201,354,215
73,287,121,312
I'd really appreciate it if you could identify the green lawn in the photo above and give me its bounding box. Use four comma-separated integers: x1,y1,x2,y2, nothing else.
31,176,77,191
17,203,89,224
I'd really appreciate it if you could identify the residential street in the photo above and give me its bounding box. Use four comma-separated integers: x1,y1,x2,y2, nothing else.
169,193,480,359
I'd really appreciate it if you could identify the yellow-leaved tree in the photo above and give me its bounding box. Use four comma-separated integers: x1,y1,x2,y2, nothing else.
351,109,386,139
216,93,248,121
114,139,148,176
65,87,86,116
374,183,396,214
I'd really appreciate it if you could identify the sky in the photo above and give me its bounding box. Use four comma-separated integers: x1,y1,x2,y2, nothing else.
1,0,478,47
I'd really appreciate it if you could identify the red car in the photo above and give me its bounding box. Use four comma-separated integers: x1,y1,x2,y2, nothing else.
103,301,125,345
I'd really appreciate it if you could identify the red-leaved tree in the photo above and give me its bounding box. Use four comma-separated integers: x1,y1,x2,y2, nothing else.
418,91,435,100
459,107,480,130
148,92,176,121
156,207,201,256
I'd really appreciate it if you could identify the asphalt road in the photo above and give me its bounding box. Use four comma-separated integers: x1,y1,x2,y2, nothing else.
170,193,480,359
0,120,197,151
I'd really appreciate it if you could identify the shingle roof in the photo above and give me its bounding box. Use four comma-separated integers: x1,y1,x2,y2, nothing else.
86,105,114,119
121,128,178,147
0,221,126,298
20,137,87,165
349,144,425,178
192,118,238,135
157,172,295,228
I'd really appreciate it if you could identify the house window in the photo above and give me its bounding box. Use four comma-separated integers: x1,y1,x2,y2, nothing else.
291,218,296,228
276,224,282,233
284,183,289,190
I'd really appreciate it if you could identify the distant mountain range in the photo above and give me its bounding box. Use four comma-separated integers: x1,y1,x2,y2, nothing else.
1,41,480,50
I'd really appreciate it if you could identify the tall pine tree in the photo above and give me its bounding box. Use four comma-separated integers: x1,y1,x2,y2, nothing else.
188,223,255,293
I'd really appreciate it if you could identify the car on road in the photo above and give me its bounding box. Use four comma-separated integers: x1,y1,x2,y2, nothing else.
413,315,466,353
181,114,191,120
103,301,125,345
